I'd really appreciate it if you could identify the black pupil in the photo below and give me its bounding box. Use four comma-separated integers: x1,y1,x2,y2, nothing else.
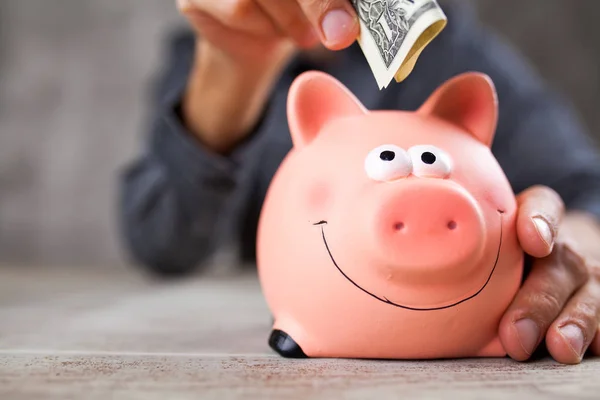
380,151,395,161
421,152,436,164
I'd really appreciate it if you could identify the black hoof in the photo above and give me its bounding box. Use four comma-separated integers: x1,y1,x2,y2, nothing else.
268,329,307,358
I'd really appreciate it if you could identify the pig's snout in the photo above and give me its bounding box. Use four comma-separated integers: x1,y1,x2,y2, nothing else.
373,180,485,278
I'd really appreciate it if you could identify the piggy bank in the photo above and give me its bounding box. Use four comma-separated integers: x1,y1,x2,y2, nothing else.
256,71,524,360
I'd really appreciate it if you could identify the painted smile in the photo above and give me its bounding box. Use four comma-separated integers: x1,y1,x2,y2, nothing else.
314,210,504,311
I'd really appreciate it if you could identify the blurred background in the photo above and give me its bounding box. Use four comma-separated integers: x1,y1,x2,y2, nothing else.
0,0,599,271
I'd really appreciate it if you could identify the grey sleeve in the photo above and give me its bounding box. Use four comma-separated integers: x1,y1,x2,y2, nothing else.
409,4,600,220
485,36,600,220
118,31,268,276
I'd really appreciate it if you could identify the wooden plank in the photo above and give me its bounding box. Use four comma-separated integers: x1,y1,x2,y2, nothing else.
1,353,599,399
1,266,600,398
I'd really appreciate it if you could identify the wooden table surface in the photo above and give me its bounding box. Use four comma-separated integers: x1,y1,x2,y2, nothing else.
1,265,599,399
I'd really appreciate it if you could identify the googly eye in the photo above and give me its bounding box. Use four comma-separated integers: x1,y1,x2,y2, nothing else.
365,145,412,182
408,145,452,178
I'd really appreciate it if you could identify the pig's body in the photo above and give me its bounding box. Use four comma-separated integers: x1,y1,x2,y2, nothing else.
256,71,524,359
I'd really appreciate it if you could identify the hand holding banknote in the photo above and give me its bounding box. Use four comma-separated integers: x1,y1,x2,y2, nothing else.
176,0,362,152
178,0,361,59
175,0,444,151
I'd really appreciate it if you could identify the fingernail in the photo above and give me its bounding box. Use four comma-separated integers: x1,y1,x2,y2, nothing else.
559,324,585,358
532,216,554,248
514,318,540,355
321,9,355,45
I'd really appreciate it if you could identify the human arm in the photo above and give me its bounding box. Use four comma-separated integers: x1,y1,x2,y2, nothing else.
118,0,364,276
118,31,259,276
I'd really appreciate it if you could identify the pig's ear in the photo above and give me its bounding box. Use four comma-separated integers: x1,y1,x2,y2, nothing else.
418,72,498,147
287,71,367,147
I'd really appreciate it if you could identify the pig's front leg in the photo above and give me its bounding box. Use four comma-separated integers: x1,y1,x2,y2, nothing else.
268,329,307,358
268,319,309,358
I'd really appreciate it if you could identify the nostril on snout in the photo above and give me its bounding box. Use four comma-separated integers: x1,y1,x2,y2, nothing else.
447,220,457,230
394,222,405,231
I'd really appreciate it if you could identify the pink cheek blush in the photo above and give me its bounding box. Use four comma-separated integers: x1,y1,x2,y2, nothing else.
306,181,331,212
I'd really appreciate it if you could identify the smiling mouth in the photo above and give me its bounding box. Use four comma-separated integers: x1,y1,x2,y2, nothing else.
313,210,504,311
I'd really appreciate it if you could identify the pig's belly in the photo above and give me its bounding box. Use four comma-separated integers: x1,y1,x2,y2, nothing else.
275,309,500,359
308,311,500,359
271,263,521,360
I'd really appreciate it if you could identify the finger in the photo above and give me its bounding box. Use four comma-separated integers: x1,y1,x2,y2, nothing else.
516,185,565,258
545,277,600,364
256,0,319,48
182,0,280,37
296,0,359,50
499,244,588,361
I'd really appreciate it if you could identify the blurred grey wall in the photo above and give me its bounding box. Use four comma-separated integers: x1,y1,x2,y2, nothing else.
0,1,183,268
0,0,598,268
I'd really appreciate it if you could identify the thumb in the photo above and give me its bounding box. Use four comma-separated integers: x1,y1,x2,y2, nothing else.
516,185,564,258
296,0,359,50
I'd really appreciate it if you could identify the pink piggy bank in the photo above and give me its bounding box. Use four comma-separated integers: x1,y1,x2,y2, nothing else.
256,71,524,360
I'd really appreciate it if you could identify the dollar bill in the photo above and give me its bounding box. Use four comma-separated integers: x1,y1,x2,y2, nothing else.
350,0,447,89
